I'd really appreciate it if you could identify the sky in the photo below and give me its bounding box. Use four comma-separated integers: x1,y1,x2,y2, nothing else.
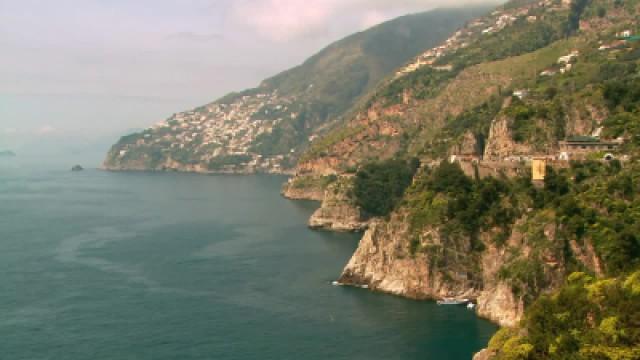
0,0,497,161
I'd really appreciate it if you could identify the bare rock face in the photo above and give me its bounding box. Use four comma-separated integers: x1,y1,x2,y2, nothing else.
339,218,479,300
281,180,326,202
336,212,568,327
476,283,523,327
451,131,481,156
483,113,535,160
308,180,368,232
570,239,605,277
473,349,496,360
282,186,325,201
339,222,435,298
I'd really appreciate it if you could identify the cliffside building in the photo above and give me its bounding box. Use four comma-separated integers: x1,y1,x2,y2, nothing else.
558,136,622,160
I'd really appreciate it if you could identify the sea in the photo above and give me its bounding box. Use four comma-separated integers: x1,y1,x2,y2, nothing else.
0,158,497,360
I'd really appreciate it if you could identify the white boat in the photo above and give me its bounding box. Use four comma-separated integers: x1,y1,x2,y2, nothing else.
437,298,470,305
467,303,476,310
331,281,343,286
360,284,369,289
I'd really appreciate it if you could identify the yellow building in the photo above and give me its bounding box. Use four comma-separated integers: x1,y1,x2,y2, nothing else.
532,158,547,181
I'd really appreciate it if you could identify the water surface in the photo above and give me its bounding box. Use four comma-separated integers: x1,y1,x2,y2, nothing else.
0,163,497,359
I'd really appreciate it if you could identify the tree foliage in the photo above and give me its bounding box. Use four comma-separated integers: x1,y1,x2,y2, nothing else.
492,271,640,360
353,158,420,217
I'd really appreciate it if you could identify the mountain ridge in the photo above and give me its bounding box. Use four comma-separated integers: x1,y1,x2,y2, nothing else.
103,6,491,173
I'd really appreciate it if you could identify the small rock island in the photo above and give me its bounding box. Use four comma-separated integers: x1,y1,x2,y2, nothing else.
71,165,84,172
0,150,16,158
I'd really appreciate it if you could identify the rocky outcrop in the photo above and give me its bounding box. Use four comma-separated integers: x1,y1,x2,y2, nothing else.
473,349,496,360
308,179,369,232
338,219,523,325
476,283,523,327
451,131,481,157
483,112,535,160
570,239,604,277
565,101,609,137
339,220,474,299
336,208,580,328
281,179,326,202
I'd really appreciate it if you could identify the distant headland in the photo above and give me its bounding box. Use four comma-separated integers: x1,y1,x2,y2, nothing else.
0,150,16,158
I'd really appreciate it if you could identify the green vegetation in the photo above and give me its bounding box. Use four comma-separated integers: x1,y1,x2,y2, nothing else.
251,7,491,157
428,96,504,156
207,155,252,170
602,77,640,149
406,162,522,250
301,125,366,162
401,156,640,299
504,97,565,145
372,66,458,106
489,271,640,360
484,157,640,357
436,12,569,71
289,175,337,190
353,158,420,217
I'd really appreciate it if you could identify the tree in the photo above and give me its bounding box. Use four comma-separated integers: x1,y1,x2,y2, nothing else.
354,158,419,217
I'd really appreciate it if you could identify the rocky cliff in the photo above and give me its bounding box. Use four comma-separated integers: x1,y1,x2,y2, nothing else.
338,212,527,327
308,179,369,232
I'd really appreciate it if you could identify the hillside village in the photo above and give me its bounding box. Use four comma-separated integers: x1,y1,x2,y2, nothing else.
109,90,301,173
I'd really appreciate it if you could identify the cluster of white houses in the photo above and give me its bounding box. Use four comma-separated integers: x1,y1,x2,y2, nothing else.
116,89,300,172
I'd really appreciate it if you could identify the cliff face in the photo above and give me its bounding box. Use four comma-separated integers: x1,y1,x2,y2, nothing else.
337,204,606,328
483,114,542,160
339,219,470,300
281,180,326,202
338,214,526,327
308,179,369,232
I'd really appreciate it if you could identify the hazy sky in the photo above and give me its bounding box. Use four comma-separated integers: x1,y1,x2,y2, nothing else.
0,0,497,158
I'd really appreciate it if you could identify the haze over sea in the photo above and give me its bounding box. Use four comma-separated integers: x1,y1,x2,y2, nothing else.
0,156,497,360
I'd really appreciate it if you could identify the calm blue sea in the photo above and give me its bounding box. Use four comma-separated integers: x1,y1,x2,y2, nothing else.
0,160,497,359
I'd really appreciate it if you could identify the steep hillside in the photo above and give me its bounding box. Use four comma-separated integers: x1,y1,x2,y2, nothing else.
103,7,491,173
295,0,576,175
285,0,640,358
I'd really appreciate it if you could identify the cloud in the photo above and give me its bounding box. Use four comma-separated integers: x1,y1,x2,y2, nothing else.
360,10,390,30
230,0,339,41
229,0,500,41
